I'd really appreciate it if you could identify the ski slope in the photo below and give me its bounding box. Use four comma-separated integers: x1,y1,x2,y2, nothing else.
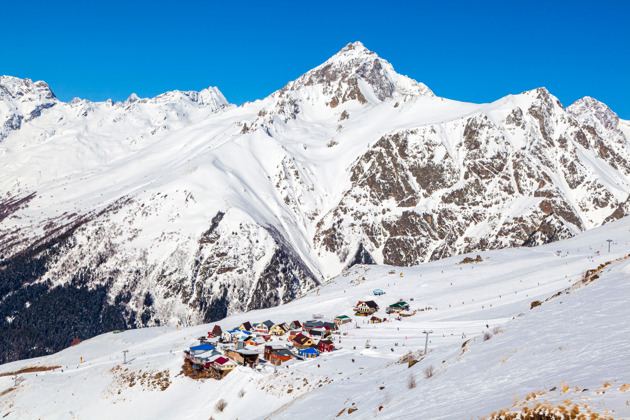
1,217,629,419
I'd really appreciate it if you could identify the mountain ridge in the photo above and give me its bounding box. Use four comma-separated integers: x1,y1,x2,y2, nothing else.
0,42,629,363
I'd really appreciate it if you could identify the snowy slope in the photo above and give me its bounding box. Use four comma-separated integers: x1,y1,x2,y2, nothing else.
1,41,630,364
1,216,629,419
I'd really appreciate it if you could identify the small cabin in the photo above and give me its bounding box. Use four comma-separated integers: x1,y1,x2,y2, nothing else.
238,322,253,332
264,345,294,364
334,315,352,326
318,339,334,353
386,301,410,313
270,323,289,336
298,347,319,358
292,334,314,349
373,289,385,296
354,300,379,315
225,348,259,367
208,325,223,338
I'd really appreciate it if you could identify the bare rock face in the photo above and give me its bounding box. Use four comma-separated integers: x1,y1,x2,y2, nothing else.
313,88,630,267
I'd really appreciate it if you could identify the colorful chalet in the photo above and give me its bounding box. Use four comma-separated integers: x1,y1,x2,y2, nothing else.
334,315,352,326
386,301,410,313
288,329,302,341
298,347,319,358
264,345,294,364
208,325,222,338
208,355,237,373
292,334,314,350
225,348,259,367
270,323,289,336
354,300,379,315
318,340,334,353
254,320,275,333
238,321,253,331
289,321,302,329
309,327,328,337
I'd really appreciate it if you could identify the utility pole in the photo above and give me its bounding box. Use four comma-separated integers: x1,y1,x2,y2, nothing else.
607,239,613,253
423,330,433,355
123,350,129,364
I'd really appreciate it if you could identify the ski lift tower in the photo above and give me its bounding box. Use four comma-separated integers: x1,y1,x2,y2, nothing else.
423,330,433,354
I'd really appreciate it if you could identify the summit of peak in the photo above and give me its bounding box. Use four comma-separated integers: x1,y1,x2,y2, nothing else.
336,41,371,54
567,96,619,130
0,75,57,103
277,42,433,107
325,41,378,66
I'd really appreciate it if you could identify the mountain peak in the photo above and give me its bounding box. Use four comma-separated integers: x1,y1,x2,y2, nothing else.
0,75,57,103
331,41,373,60
278,42,433,107
567,96,619,130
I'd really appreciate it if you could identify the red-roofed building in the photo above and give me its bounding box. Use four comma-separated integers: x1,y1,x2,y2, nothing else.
318,339,334,353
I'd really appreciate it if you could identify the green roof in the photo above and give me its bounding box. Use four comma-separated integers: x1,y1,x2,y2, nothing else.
388,301,408,308
336,315,350,319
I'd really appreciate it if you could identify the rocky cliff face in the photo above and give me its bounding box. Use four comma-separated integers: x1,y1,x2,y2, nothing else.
1,42,628,363
313,87,630,266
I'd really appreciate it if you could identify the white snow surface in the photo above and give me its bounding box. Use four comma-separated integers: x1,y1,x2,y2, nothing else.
1,217,629,419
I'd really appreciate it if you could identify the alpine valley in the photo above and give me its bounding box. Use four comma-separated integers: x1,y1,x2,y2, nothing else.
1,41,629,365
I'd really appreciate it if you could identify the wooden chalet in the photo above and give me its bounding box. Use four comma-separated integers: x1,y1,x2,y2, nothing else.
386,301,410,313
290,320,302,329
303,320,324,331
183,343,221,367
254,320,275,333
208,355,237,373
238,321,253,331
370,316,382,324
264,345,294,364
208,325,223,338
322,321,336,331
288,329,302,341
298,347,319,358
318,339,334,353
309,327,327,337
334,315,352,326
354,300,379,315
292,334,314,350
225,348,259,367
270,323,289,336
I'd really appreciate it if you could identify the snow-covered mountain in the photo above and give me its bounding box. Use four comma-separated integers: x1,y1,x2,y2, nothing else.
1,41,630,363
1,216,628,419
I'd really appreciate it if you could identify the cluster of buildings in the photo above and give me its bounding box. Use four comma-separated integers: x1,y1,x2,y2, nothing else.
182,318,342,378
182,294,415,380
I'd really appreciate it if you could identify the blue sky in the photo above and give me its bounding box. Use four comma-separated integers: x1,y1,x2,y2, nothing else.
3,0,629,118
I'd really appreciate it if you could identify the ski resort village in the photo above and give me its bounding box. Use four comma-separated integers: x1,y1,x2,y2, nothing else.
182,296,416,378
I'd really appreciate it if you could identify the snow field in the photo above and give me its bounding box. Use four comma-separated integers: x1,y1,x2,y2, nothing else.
1,217,629,419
